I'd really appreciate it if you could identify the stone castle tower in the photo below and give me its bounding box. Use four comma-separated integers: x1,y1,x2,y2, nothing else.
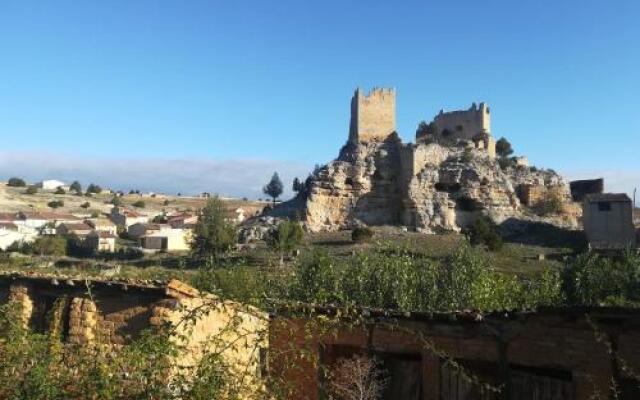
348,87,396,144
432,102,491,140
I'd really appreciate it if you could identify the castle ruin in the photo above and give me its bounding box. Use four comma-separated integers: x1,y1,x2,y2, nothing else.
348,88,397,144
301,87,576,233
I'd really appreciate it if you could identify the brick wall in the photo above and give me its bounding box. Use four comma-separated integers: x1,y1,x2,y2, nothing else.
269,311,640,400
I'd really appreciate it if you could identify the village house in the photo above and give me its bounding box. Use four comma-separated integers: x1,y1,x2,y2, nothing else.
17,211,81,230
56,222,94,237
85,218,118,235
0,273,266,390
109,206,149,228
167,212,198,228
84,230,116,253
128,222,171,240
583,193,636,250
270,306,640,400
36,179,66,191
0,222,38,250
140,228,192,252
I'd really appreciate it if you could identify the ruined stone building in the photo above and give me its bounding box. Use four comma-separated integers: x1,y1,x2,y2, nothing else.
0,272,267,383
270,306,640,400
302,87,577,233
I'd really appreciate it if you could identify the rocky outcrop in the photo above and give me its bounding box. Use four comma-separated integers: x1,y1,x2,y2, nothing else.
302,140,578,233
305,139,404,232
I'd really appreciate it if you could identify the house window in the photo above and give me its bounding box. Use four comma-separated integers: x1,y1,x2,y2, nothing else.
598,202,612,212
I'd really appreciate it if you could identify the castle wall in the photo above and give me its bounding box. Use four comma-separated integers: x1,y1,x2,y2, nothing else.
348,88,396,143
432,103,490,141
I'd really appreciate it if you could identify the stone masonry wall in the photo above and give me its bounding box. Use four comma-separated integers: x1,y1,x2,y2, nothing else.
432,102,490,140
348,88,396,143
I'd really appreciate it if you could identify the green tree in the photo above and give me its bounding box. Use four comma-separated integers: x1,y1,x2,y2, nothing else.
110,196,122,206
86,183,102,194
465,216,503,252
54,187,66,195
191,197,237,264
7,177,26,187
132,200,145,208
495,137,514,158
24,185,38,195
268,220,304,258
415,121,437,139
31,236,67,256
263,172,283,204
69,180,82,193
292,177,304,194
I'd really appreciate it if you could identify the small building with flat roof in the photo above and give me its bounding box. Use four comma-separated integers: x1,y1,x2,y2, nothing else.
583,193,636,250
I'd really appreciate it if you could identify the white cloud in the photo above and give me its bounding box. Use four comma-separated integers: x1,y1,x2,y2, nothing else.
562,169,640,205
0,151,313,200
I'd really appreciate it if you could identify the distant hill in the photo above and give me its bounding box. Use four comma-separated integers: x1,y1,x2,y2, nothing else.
0,182,266,218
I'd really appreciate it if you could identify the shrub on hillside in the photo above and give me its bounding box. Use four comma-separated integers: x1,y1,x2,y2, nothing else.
7,177,26,187
535,192,564,216
267,220,304,256
30,236,67,256
465,216,503,252
287,243,560,311
80,201,91,209
86,183,102,194
132,200,146,208
351,227,374,243
24,185,38,195
47,200,64,209
562,251,640,306
54,187,66,195
69,180,82,193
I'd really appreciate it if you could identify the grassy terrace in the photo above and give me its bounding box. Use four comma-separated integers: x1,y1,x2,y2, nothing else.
0,229,572,289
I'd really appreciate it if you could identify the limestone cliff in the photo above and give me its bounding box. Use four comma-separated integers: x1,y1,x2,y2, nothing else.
303,140,578,233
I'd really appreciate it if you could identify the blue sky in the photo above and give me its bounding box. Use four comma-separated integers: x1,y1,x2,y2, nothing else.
0,0,638,199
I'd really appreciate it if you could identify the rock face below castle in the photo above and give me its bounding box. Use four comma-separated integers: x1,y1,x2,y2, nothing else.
302,88,579,233
305,140,577,233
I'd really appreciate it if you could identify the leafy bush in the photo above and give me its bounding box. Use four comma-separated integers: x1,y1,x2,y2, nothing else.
351,227,374,243
562,251,640,306
286,243,559,311
54,187,66,194
268,220,304,255
498,157,515,170
535,192,564,216
495,137,514,158
69,180,82,193
30,236,67,256
24,185,38,195
466,216,503,251
86,183,102,194
80,201,91,209
132,200,146,208
7,177,26,187
111,196,122,206
47,200,64,209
